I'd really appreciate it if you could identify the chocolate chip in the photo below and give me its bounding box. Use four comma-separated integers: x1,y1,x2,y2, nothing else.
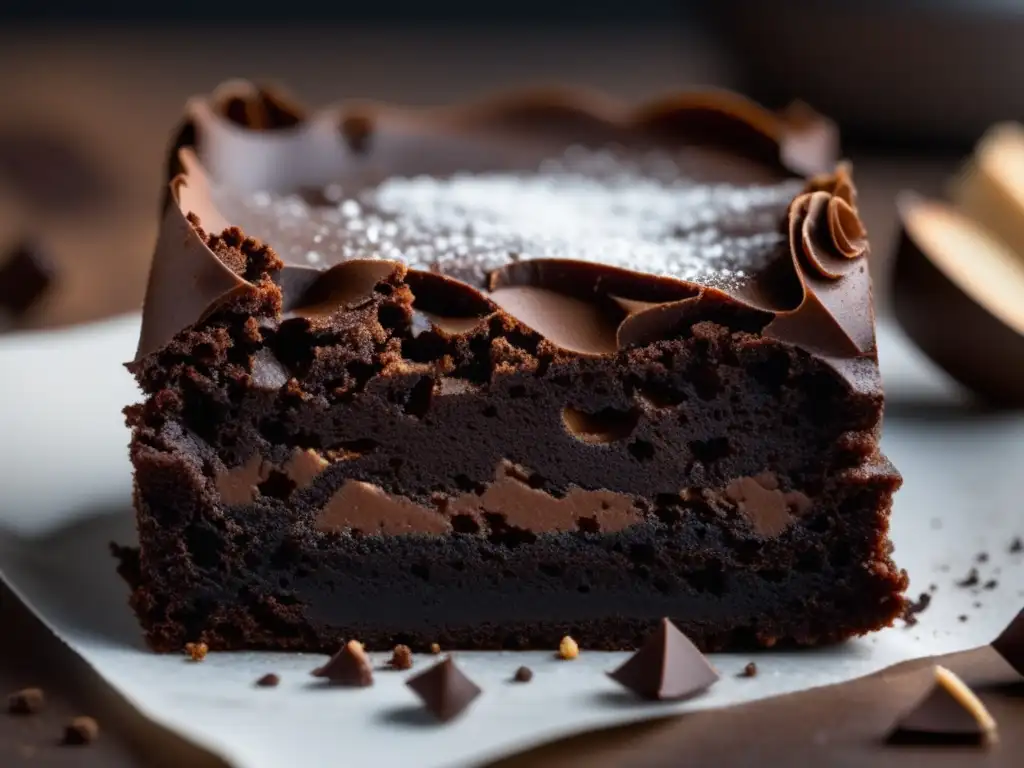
1010,537,1023,554
740,662,758,678
389,645,413,670
959,615,968,623
513,666,533,683
955,568,980,588
311,640,373,686
607,618,719,701
993,608,1024,675
406,657,481,722
0,241,54,317
887,666,996,746
255,673,280,687
62,716,99,746
7,687,44,715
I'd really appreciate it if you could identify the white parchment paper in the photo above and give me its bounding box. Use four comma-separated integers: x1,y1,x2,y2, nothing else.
0,315,1021,768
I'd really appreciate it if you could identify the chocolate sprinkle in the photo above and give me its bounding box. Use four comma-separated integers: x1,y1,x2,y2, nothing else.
406,657,481,722
513,666,534,683
887,666,997,746
62,716,99,746
7,687,44,715
607,618,719,701
992,608,1024,676
255,673,280,687
311,640,374,686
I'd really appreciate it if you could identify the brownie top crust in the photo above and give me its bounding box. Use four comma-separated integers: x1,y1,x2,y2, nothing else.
135,81,875,379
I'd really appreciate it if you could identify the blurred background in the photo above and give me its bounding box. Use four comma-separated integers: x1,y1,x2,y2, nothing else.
1,0,1022,330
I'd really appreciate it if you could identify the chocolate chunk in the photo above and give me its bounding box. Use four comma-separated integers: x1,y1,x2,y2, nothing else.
740,662,758,678
607,618,719,701
406,657,481,722
312,640,374,686
255,673,280,687
513,666,533,683
62,716,100,746
388,645,413,670
992,608,1024,676
887,666,997,746
956,568,980,588
0,241,54,317
7,687,44,715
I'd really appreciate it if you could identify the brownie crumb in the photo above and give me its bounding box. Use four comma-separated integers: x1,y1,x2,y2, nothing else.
429,643,441,655
558,636,579,660
959,615,969,623
1010,537,1023,554
513,666,534,683
389,645,414,670
256,673,280,688
903,592,932,627
740,662,758,678
184,642,208,662
63,716,99,746
7,688,44,715
976,553,989,563
955,568,980,588
983,579,998,590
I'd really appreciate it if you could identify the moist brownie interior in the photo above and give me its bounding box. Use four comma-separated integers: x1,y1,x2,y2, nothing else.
120,83,906,652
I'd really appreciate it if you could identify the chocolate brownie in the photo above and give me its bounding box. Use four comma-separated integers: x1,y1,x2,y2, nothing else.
120,82,906,653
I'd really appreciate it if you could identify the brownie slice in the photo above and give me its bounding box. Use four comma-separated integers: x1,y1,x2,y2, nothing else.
121,82,906,652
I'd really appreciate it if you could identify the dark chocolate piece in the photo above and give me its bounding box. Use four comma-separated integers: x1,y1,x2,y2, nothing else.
7,688,44,715
887,666,997,746
255,673,280,688
406,658,481,722
120,81,905,655
0,241,54,317
62,716,99,746
513,666,533,683
311,641,374,686
993,608,1024,676
607,618,719,701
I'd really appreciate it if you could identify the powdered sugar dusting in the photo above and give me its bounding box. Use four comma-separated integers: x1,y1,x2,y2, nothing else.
221,146,800,290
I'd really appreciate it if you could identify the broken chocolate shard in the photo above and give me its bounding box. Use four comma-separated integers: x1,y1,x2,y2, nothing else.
0,241,54,317
992,608,1024,676
311,640,374,686
406,657,481,722
607,618,719,701
887,666,997,746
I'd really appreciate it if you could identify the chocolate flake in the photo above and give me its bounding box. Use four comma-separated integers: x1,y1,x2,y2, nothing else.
389,645,414,670
312,640,374,686
513,666,534,683
955,568,980,588
7,687,44,715
0,241,54,317
607,618,719,701
406,657,481,722
887,666,997,746
63,716,100,746
256,673,280,687
992,608,1024,676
